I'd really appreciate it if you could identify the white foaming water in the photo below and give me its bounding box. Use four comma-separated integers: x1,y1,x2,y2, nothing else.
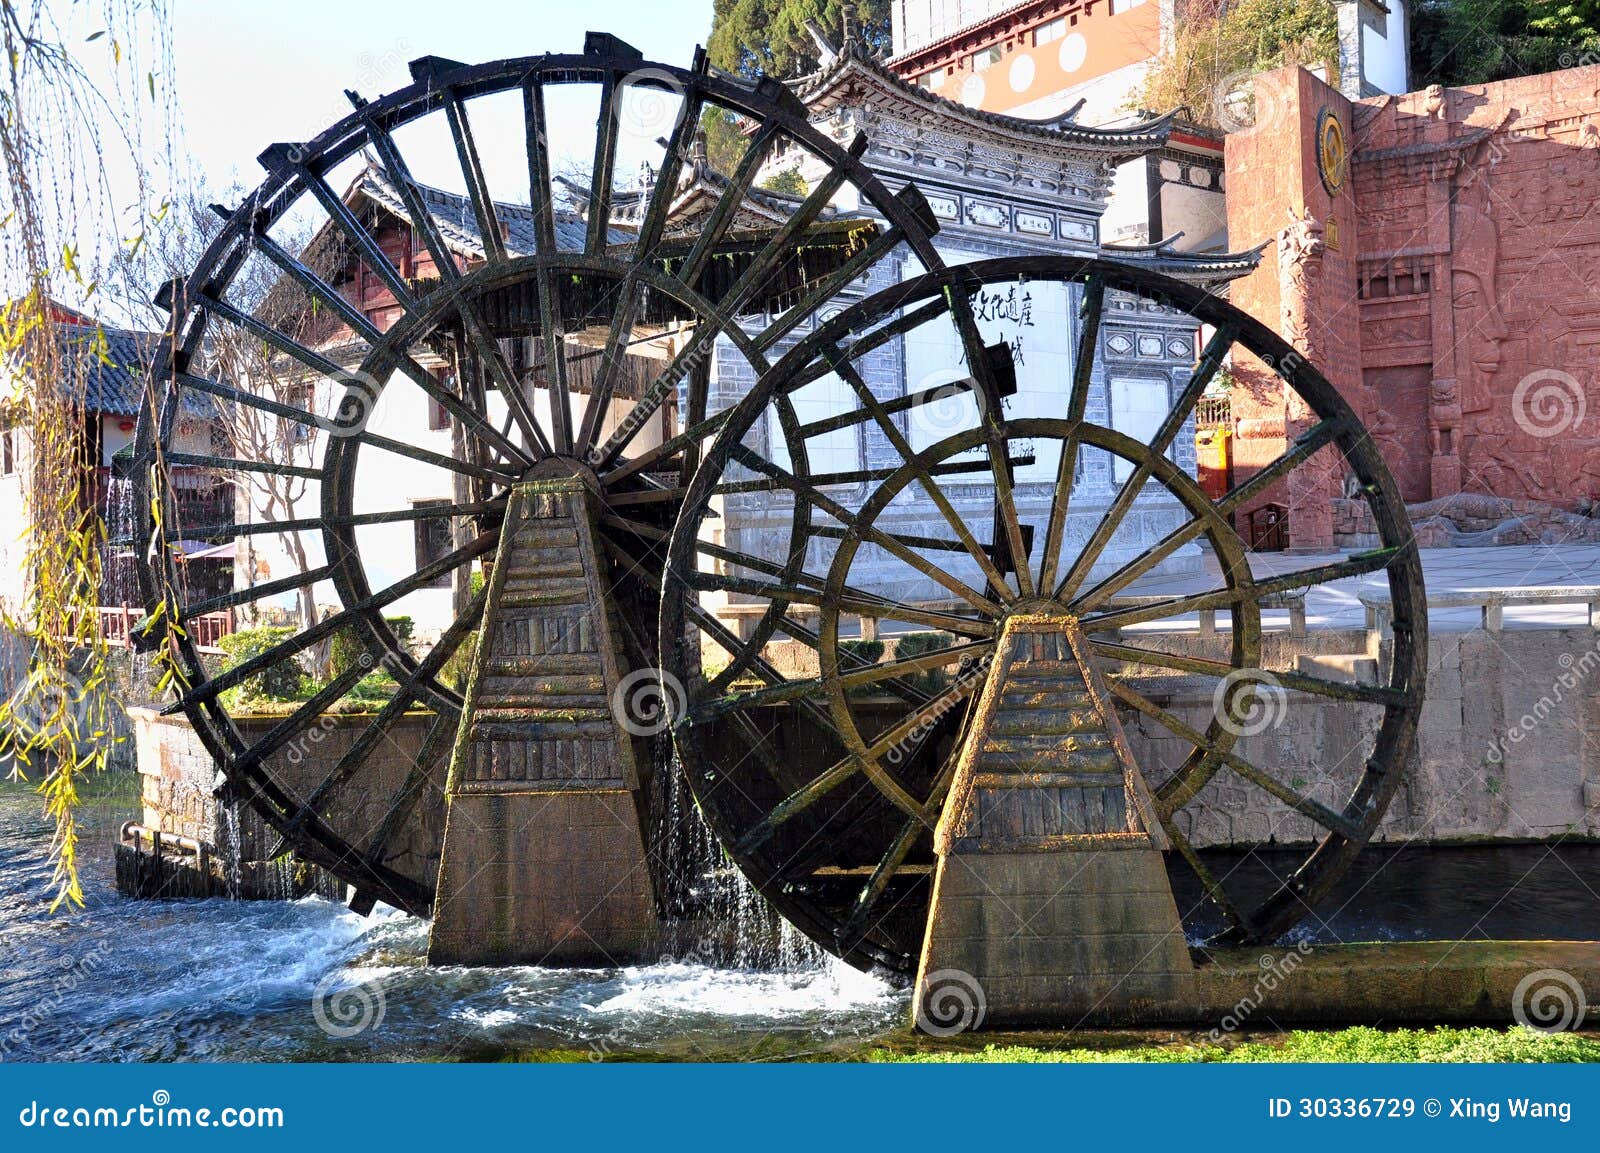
586,957,897,1020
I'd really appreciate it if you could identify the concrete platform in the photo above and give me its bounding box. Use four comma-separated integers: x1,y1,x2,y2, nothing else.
1041,940,1600,1028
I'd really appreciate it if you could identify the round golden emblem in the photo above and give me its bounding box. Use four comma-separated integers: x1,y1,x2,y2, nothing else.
1318,108,1348,196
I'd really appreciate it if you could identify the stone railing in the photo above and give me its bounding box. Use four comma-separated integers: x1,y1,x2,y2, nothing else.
1359,585,1600,637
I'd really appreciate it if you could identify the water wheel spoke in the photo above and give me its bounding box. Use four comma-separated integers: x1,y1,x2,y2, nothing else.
602,407,732,486
756,221,907,354
1054,321,1238,602
173,530,498,709
575,80,705,452
836,815,927,954
357,96,459,279
1162,815,1255,936
679,598,844,743
442,89,507,264
688,638,990,725
1083,547,1401,633
281,158,415,305
268,592,488,855
357,431,519,485
585,70,620,255
685,569,995,639
796,369,974,439
838,733,967,950
677,120,784,285
734,673,982,854
169,500,503,544
359,709,458,868
611,454,1016,504
234,661,372,776
809,524,982,556
364,92,551,458
721,132,870,326
194,292,529,469
944,282,1033,599
826,344,1015,598
251,231,384,342
1035,274,1103,592
1107,677,1362,839
836,638,994,690
163,452,321,481
592,320,728,469
1092,639,1405,707
759,613,935,709
1074,419,1342,612
631,66,702,256
180,564,336,621
727,445,1002,617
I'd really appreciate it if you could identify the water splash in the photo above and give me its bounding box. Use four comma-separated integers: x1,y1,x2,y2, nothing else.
650,750,826,972
100,474,139,607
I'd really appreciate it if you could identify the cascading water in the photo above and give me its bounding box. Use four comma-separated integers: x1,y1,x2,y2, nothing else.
99,474,139,608
650,748,825,972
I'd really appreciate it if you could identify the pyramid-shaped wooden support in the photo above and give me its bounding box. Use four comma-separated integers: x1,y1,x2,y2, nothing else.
428,470,658,965
914,613,1195,1028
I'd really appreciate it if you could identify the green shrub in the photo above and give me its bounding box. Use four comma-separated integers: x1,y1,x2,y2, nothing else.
440,631,479,694
349,669,399,701
216,627,308,707
892,631,956,692
838,638,884,667
328,615,415,682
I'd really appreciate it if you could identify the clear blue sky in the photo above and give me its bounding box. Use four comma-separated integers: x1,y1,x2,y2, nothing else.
172,0,714,190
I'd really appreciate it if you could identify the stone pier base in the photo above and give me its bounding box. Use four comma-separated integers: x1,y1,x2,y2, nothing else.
915,612,1195,1030
428,469,659,966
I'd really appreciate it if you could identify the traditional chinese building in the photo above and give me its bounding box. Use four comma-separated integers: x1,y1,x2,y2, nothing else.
691,17,1266,629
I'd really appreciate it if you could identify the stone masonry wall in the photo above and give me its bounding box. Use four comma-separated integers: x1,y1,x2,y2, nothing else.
1124,626,1600,846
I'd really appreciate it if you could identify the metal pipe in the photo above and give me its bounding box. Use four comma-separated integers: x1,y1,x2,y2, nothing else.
120,822,205,856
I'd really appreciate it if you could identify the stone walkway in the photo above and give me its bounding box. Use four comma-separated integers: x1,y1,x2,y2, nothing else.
1122,543,1600,634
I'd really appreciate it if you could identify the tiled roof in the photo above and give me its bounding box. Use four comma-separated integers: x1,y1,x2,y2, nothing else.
50,322,213,419
790,42,1177,161
352,169,634,257
1101,234,1270,288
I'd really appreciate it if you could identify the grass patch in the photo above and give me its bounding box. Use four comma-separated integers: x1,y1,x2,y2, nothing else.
868,1026,1600,1064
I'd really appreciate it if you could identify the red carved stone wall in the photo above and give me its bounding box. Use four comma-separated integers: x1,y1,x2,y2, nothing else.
1225,63,1600,547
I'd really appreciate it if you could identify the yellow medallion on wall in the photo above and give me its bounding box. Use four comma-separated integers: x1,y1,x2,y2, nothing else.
1318,107,1348,197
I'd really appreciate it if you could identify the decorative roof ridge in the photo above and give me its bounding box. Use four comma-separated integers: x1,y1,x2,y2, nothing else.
790,44,1177,158
1102,233,1272,261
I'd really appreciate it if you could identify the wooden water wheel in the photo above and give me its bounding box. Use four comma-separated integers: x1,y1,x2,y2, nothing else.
661,257,1427,976
131,38,945,926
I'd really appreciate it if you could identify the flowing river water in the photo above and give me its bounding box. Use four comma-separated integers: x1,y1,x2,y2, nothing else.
4,777,1600,1061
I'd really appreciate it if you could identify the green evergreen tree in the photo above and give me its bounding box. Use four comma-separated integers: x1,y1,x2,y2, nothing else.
1410,0,1593,87
707,0,890,80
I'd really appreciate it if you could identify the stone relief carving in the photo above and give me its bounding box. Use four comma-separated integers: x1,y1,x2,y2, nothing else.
1277,206,1326,360
1450,201,1507,414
